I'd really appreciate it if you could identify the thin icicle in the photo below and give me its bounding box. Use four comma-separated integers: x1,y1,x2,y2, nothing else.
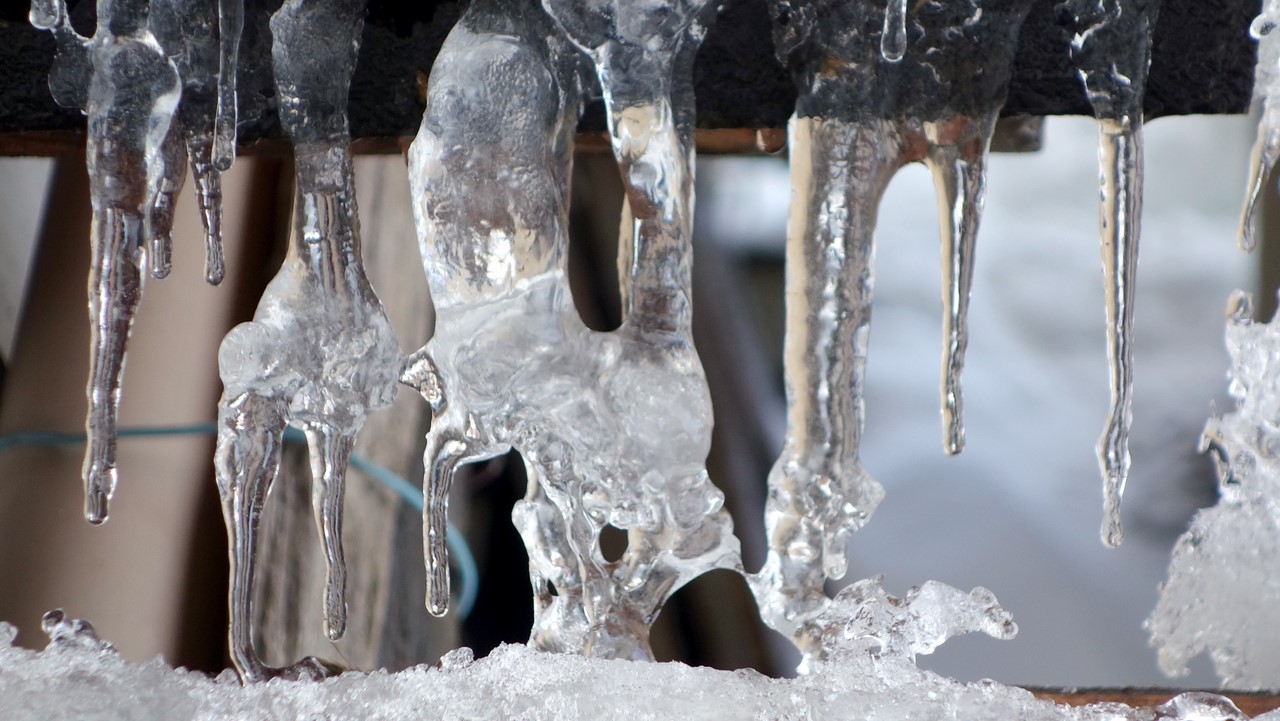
31,0,182,524
150,0,235,285
213,0,244,172
213,0,399,682
1239,1,1280,252
1063,0,1159,547
923,114,997,456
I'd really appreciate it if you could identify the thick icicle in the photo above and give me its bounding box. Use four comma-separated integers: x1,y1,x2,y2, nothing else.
213,0,399,682
1063,0,1160,547
406,0,739,659
751,0,1031,664
32,0,182,524
1146,292,1280,691
1240,1,1280,252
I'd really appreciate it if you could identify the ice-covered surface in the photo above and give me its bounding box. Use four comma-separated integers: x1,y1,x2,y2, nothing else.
1061,0,1160,547
407,0,739,660
1147,292,1280,691
212,0,400,682
1,613,1268,721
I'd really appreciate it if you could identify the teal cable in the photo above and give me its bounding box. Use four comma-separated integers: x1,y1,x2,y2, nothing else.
0,422,478,620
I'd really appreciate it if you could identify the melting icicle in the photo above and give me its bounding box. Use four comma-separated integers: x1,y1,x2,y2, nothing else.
406,0,739,659
32,0,182,524
1147,292,1280,691
1240,0,1280,252
751,0,1030,660
882,0,908,62
213,0,400,682
1063,0,1159,547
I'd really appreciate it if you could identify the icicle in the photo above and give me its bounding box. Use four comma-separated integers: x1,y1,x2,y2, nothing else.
407,0,738,659
752,0,1031,665
31,0,182,524
214,0,244,172
1239,1,1280,252
1063,0,1160,547
213,0,400,682
924,116,996,456
150,0,235,285
882,0,908,62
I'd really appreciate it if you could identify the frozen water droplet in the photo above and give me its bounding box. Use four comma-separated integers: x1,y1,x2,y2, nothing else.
752,0,1030,656
41,609,115,653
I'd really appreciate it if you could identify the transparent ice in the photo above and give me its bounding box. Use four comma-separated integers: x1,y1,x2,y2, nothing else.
1062,0,1160,547
31,0,182,525
1147,292,1280,691
212,0,401,682
405,0,740,661
1,610,1267,720
750,0,1031,655
149,0,245,285
1241,0,1280,252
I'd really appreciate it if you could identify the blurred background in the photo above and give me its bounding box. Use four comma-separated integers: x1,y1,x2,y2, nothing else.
0,111,1263,689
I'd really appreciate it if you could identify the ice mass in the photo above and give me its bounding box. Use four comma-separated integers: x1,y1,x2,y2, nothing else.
4,0,1280,717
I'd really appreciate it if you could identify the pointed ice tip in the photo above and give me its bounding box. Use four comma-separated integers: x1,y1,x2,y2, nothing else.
325,621,345,642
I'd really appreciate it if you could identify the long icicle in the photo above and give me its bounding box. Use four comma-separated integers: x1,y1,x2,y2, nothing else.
1063,0,1159,546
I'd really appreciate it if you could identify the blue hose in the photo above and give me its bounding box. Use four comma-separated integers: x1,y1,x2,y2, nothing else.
0,422,478,620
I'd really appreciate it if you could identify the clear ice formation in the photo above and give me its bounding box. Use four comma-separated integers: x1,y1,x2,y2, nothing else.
149,0,245,285
1062,0,1160,548
749,0,1031,655
404,0,740,660
213,0,400,682
31,0,242,525
1241,0,1280,252
1147,292,1280,691
31,0,182,525
5,613,1269,720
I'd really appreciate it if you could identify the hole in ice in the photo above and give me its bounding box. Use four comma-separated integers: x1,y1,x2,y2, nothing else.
545,580,559,598
568,154,624,332
599,524,627,562
650,569,798,675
